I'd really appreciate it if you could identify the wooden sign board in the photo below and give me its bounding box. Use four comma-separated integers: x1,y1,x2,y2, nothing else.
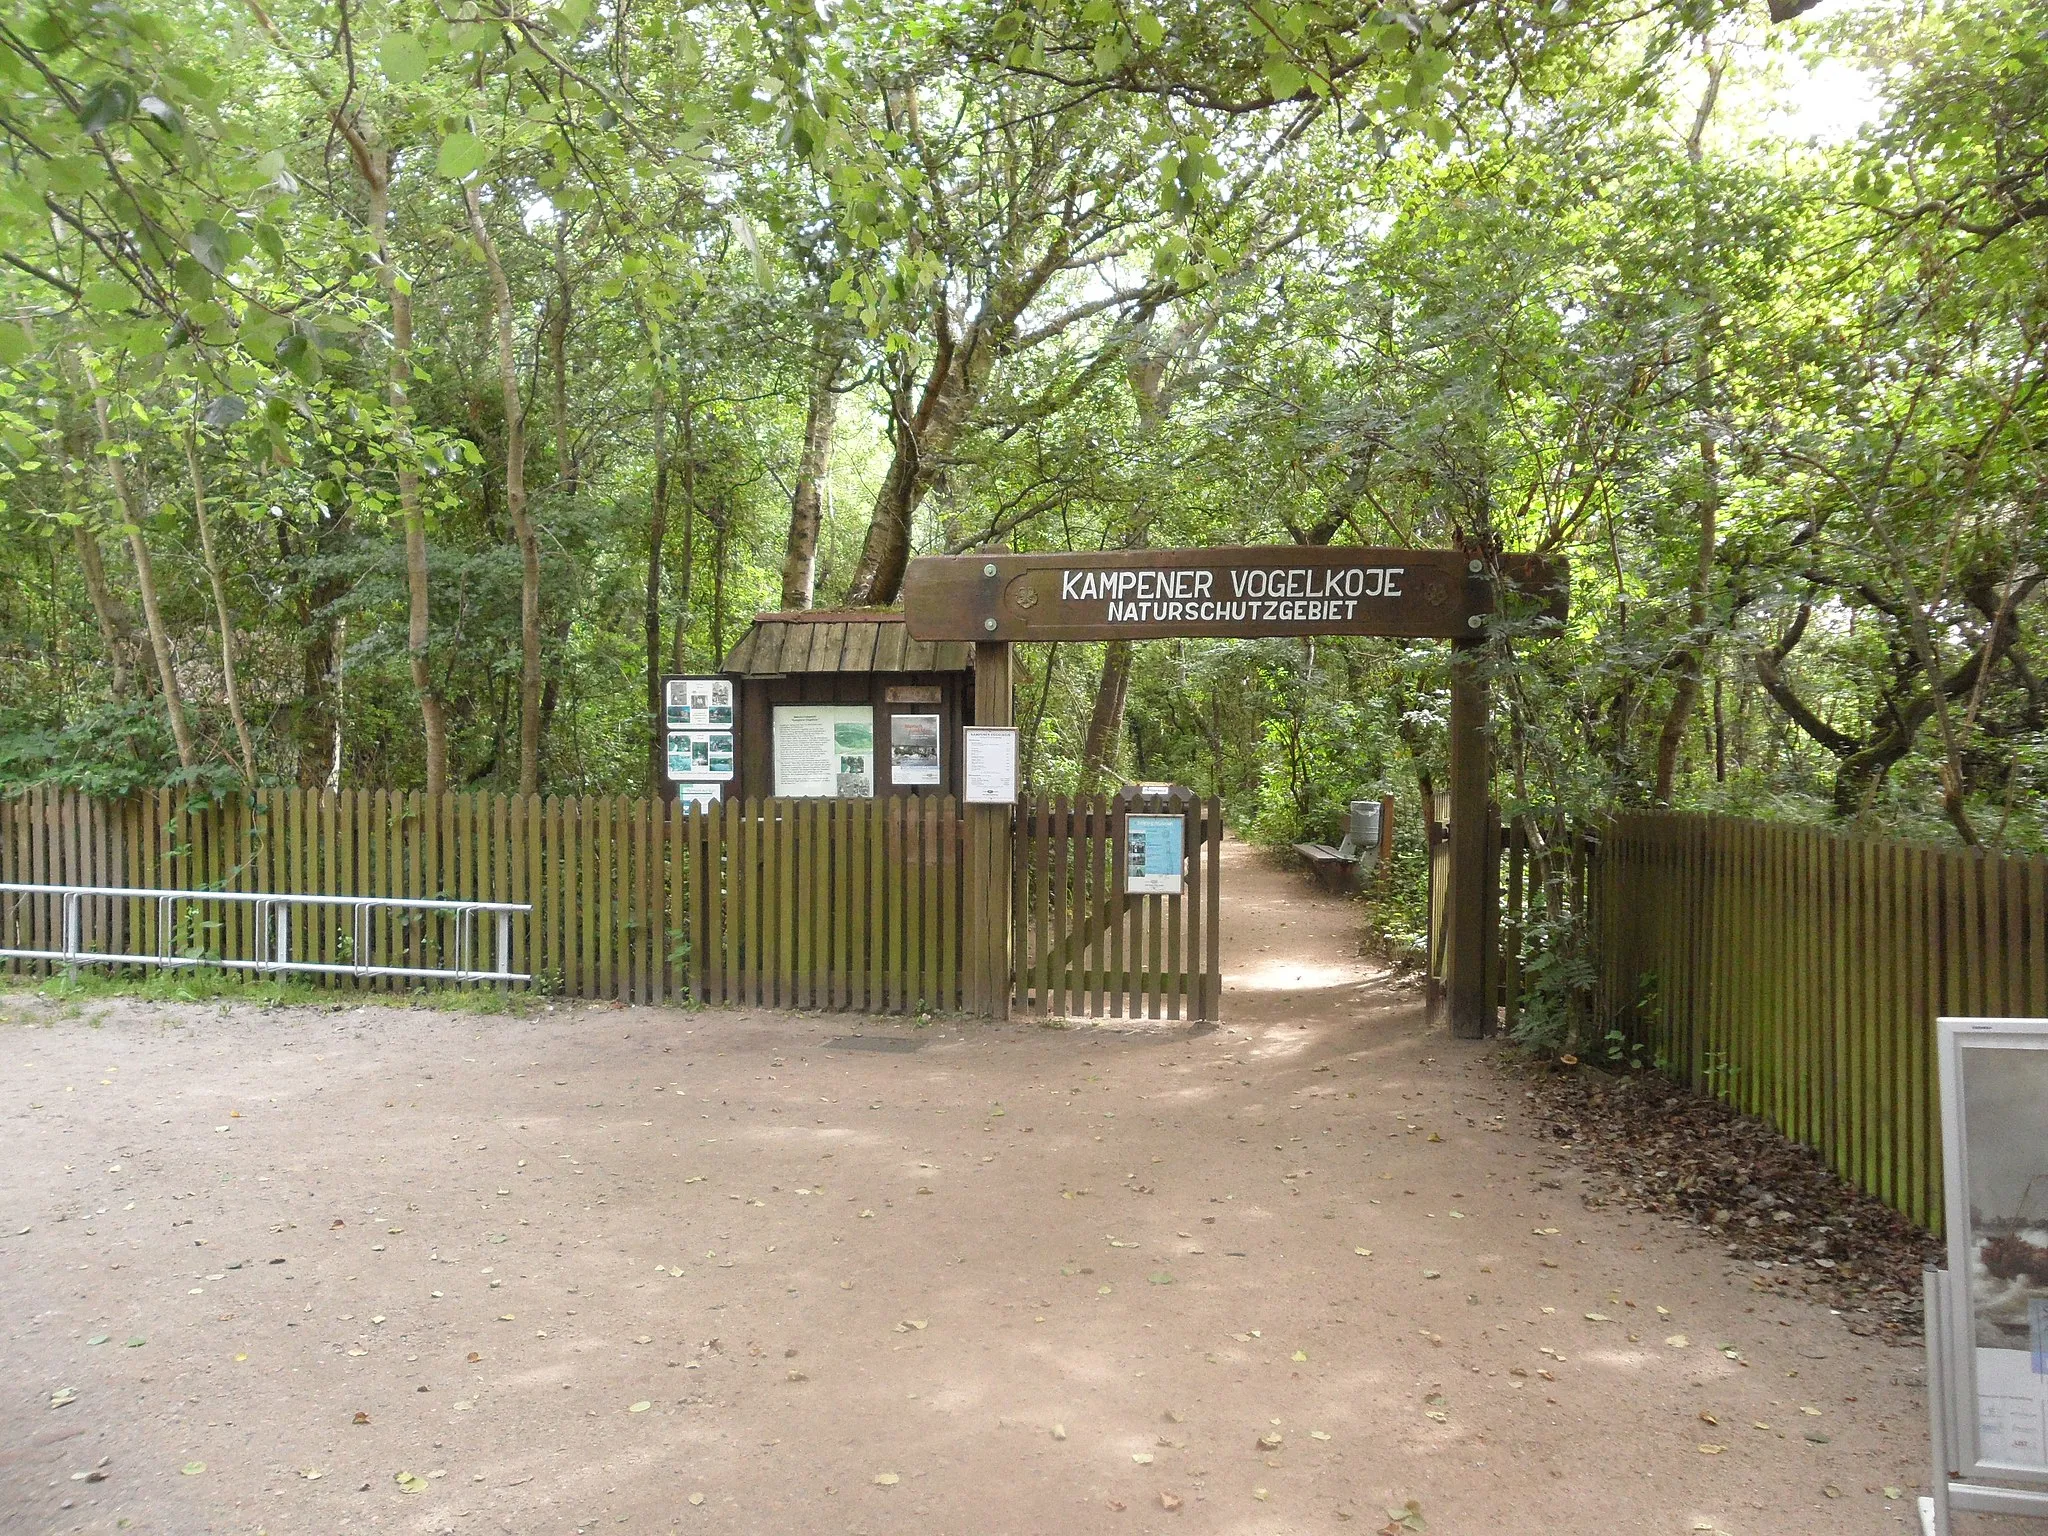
902,546,1566,643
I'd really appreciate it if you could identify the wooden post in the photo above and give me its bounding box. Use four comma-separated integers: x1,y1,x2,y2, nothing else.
1445,634,1491,1039
972,639,1013,1019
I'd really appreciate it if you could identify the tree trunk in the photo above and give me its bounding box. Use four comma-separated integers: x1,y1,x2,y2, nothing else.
184,425,257,785
466,184,543,797
671,394,696,674
1651,60,1726,806
70,518,136,701
363,145,449,795
843,398,936,607
645,366,671,796
710,502,728,666
58,373,144,699
1077,640,1133,795
781,336,842,609
91,390,196,769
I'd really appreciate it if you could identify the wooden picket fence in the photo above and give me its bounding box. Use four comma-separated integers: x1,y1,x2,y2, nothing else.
1012,795,1224,1022
0,788,977,1013
1590,815,2048,1232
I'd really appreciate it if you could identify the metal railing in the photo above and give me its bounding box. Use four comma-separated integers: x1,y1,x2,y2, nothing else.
0,882,530,982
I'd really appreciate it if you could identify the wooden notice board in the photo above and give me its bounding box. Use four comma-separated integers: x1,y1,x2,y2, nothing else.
902,546,1567,643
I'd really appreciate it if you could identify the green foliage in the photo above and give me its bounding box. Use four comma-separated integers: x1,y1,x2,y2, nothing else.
0,0,2036,881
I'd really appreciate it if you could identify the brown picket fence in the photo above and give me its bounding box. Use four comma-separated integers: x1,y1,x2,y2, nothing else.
0,788,974,1013
1590,814,2048,1232
1012,795,1223,1022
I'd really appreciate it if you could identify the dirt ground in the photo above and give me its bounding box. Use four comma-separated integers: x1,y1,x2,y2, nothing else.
0,840,1992,1534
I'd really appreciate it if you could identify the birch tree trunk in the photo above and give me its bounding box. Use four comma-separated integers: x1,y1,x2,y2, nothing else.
184,424,257,785
781,334,842,609
466,183,543,797
91,389,196,769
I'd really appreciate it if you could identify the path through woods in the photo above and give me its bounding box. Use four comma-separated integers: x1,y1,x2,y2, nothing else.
0,840,1998,1532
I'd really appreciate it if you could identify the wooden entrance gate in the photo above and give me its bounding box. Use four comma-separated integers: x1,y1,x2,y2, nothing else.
1011,793,1223,1022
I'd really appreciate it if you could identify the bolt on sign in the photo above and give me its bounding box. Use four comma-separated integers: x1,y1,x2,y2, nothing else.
901,546,1567,642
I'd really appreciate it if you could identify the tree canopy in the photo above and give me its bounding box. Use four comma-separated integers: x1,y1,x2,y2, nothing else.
0,0,2041,859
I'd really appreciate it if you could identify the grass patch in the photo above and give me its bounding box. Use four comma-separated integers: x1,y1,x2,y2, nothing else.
0,967,544,1015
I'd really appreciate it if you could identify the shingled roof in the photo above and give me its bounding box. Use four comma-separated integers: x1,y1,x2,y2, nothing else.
720,609,976,677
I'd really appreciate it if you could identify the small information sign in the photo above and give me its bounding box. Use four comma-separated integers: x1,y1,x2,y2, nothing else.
666,728,735,783
962,727,1018,805
1939,1018,2048,1485
890,713,942,787
665,675,734,727
1123,813,1186,895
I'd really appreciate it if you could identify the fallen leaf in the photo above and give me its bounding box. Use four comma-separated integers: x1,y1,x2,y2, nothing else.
1665,1335,1690,1348
1255,1432,1282,1451
1148,1272,1174,1285
49,1388,76,1409
86,1335,109,1347
182,1462,206,1476
1698,1444,1725,1455
1354,1247,1373,1257
689,1492,705,1506
1311,1430,1331,1441
394,1470,427,1493
629,1401,651,1413
1584,1313,1612,1322
1132,1452,1154,1464
301,1469,323,1480
873,1472,899,1486
1159,1491,1182,1512
353,1411,371,1425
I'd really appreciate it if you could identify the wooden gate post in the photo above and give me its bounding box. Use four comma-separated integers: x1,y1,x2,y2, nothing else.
1445,634,1492,1039
971,640,1013,1020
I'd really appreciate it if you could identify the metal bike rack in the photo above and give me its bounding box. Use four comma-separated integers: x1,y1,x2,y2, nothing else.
0,882,529,982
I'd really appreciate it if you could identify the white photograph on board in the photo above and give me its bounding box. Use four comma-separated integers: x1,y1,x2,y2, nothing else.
891,713,941,786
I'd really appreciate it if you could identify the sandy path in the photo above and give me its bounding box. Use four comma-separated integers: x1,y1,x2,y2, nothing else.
0,838,1959,1533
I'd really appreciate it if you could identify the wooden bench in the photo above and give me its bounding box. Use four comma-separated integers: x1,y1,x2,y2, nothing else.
1292,841,1357,894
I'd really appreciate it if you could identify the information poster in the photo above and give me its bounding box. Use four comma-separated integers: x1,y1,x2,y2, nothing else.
665,675,734,727
773,705,876,798
674,782,723,809
891,714,941,787
1124,812,1186,895
962,727,1017,805
1946,1026,2048,1474
666,728,735,783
